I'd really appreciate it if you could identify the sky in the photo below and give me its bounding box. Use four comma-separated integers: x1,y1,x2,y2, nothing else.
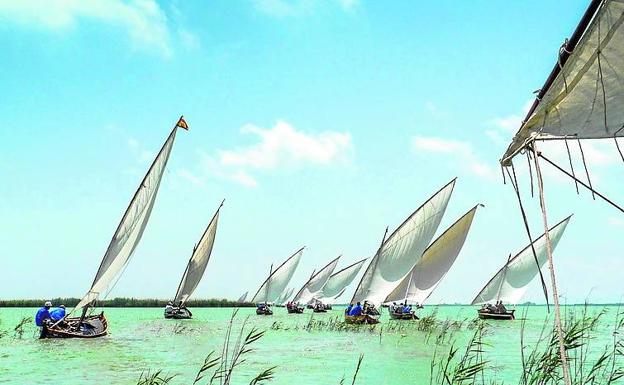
1,0,623,305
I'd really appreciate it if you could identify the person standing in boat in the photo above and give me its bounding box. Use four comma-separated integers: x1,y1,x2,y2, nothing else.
50,305,66,322
35,301,52,327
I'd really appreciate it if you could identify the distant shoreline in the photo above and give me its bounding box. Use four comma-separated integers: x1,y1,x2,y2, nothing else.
0,298,620,308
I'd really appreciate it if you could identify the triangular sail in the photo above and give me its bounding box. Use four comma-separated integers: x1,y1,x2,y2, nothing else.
318,258,367,301
502,0,624,165
385,204,479,305
75,121,182,311
471,216,572,305
351,179,455,307
277,287,295,305
292,256,341,304
173,201,223,306
237,291,248,303
251,247,304,303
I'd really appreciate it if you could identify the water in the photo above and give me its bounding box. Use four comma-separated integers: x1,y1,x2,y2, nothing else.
0,305,619,384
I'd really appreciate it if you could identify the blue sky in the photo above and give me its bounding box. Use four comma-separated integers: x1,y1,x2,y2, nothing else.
1,0,623,304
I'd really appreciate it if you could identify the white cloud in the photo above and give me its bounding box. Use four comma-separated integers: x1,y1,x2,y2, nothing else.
412,136,498,181
253,0,358,17
0,0,172,56
178,168,204,187
490,99,534,133
192,121,353,188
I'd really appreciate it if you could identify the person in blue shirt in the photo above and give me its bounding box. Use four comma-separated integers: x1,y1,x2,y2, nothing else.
35,301,52,327
403,304,411,314
345,304,353,315
50,305,66,322
349,302,362,316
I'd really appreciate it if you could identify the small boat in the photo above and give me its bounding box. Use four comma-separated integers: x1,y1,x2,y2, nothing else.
387,307,418,320
477,308,515,320
470,216,572,320
312,305,327,313
286,304,304,314
344,314,380,325
42,117,186,339
289,256,341,314
251,248,305,316
256,304,273,315
164,200,223,319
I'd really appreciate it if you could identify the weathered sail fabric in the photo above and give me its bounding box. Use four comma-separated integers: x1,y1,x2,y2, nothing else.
502,0,624,165
471,216,571,305
75,127,178,311
173,205,221,305
317,258,367,301
351,179,455,307
251,248,304,303
385,205,479,305
293,256,340,304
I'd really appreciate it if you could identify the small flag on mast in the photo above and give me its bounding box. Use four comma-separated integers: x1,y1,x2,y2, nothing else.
176,116,189,130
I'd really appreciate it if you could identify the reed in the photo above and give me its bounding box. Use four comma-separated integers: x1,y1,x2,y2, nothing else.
0,298,254,308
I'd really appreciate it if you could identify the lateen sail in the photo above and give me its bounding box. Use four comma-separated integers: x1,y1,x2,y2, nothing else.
75,121,183,311
385,204,479,305
351,179,455,307
237,291,248,303
173,201,223,306
251,247,304,303
292,256,341,304
502,0,624,165
318,258,367,301
471,216,572,305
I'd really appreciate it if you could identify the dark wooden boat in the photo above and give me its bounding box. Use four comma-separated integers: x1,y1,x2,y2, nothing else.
312,306,327,313
256,305,273,315
40,313,108,339
164,307,192,319
287,306,304,314
477,309,515,320
388,310,418,320
344,314,380,325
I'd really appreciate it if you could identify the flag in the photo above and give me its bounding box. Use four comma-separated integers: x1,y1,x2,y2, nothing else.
176,116,189,130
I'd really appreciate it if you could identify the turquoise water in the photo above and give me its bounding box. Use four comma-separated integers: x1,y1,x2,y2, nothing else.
0,305,619,384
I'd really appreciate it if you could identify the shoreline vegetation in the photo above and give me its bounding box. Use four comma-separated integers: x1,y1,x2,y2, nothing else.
0,298,255,308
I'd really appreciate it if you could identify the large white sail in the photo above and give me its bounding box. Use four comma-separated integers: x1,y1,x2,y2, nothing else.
317,258,366,301
384,205,479,305
351,179,455,307
75,119,186,312
251,247,304,303
471,216,571,305
173,201,222,305
292,256,341,304
502,0,624,164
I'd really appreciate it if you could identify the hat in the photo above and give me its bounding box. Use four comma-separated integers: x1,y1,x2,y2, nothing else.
60,305,66,308
44,301,52,307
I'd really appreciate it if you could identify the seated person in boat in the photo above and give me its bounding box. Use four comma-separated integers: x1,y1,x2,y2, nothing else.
494,300,507,313
165,301,174,312
50,305,66,322
345,304,353,315
35,301,52,327
389,302,397,313
348,302,363,316
403,304,412,314
395,303,404,314
363,301,379,315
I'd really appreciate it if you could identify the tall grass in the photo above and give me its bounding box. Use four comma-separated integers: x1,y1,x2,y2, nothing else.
0,298,254,308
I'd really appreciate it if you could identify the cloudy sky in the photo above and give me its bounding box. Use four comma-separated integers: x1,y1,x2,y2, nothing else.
1,0,623,304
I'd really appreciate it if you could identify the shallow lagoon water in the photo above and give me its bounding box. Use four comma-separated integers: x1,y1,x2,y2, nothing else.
0,305,619,384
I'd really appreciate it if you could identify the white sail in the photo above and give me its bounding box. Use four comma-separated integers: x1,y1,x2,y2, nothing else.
237,291,248,303
75,121,183,311
173,202,222,305
351,179,455,307
471,216,571,305
384,205,479,305
292,256,341,304
318,258,366,301
251,247,304,303
502,0,624,164
277,287,295,305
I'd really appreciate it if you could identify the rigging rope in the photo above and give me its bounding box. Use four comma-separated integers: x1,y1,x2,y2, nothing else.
576,137,596,200
614,126,624,163
564,137,580,194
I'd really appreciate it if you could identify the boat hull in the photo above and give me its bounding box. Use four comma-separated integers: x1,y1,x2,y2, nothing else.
164,307,192,319
344,314,380,325
287,307,304,314
40,313,108,339
256,307,273,315
312,308,327,313
388,311,418,320
477,309,515,320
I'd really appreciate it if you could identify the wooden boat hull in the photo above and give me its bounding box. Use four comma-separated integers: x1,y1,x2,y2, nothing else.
287,307,304,314
256,308,273,315
164,308,192,319
40,313,108,339
477,309,515,320
344,314,380,325
388,311,418,320
312,308,327,313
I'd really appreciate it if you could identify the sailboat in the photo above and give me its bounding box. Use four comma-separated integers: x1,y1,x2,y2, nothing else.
288,256,340,313
41,116,187,338
384,205,480,320
237,291,248,304
164,200,223,319
471,216,571,320
315,258,367,310
346,179,456,325
251,247,304,315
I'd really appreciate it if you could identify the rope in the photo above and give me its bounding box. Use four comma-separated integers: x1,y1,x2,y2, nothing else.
614,126,624,163
564,137,580,194
596,20,609,133
505,162,550,309
558,39,570,93
577,137,596,200
501,164,507,185
526,151,534,198
531,143,572,385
